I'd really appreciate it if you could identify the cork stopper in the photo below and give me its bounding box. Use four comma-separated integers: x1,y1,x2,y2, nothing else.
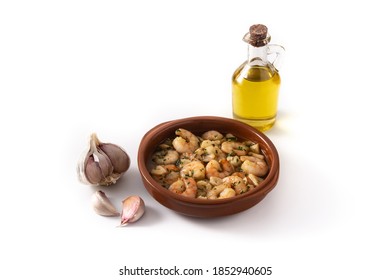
243,24,271,47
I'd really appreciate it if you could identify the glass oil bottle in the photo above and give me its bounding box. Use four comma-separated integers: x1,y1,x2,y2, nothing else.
232,24,284,131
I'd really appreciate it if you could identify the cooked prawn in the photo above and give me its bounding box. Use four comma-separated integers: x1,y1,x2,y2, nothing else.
202,130,224,141
200,140,222,148
172,128,199,153
150,164,180,187
240,157,268,177
206,183,236,199
168,177,197,198
223,175,248,195
209,176,223,186
221,141,249,156
219,187,236,199
152,149,179,165
176,152,197,168
205,159,234,179
207,183,229,199
242,153,265,161
180,160,206,180
195,141,225,162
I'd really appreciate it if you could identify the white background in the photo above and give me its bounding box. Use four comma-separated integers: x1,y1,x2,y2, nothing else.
1,0,389,279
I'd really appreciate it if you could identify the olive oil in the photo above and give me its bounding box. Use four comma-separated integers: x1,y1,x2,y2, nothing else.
232,24,284,132
232,64,280,131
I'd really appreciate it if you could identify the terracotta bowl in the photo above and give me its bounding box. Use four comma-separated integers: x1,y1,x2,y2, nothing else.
137,116,279,218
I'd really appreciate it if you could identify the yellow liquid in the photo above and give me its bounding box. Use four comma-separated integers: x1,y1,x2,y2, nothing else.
232,64,281,131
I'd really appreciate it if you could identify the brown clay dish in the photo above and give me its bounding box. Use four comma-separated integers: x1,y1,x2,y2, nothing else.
137,116,279,218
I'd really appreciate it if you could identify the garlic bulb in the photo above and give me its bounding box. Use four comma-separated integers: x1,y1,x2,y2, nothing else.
91,190,119,216
77,133,130,186
120,196,145,226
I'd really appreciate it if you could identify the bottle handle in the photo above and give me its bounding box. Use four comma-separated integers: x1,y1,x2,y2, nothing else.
267,44,285,70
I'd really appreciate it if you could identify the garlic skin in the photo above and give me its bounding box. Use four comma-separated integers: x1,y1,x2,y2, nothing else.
91,190,120,216
120,196,145,226
77,133,130,186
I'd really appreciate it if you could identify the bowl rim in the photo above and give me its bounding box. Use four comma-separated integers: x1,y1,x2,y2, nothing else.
137,116,279,205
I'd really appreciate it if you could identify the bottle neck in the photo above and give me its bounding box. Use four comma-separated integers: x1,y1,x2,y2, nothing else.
247,44,268,66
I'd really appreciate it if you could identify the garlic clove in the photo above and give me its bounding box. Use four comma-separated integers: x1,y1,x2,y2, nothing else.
84,152,113,185
91,190,119,216
100,143,130,174
77,149,94,185
120,196,145,226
